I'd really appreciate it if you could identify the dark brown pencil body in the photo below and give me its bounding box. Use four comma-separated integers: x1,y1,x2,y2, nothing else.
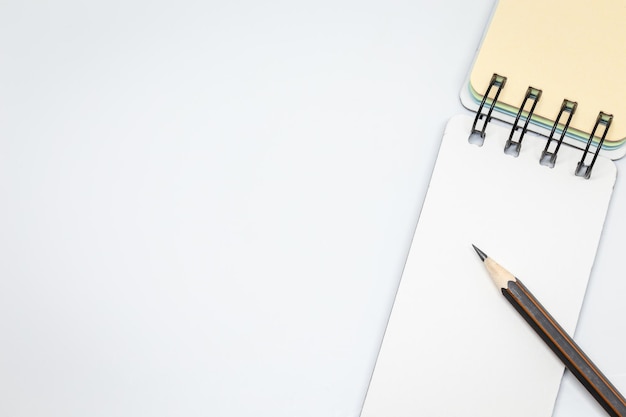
473,245,626,417
504,279,625,416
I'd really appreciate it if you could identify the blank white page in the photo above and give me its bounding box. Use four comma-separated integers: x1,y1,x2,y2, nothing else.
361,114,616,417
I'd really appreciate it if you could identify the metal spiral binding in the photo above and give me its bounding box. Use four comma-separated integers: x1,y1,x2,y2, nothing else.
471,73,507,139
575,112,613,179
474,73,613,179
540,99,578,168
504,87,542,157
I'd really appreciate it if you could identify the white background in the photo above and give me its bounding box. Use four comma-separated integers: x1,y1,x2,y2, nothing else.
0,0,624,416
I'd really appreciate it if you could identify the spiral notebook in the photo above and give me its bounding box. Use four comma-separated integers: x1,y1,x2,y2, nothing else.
361,1,624,416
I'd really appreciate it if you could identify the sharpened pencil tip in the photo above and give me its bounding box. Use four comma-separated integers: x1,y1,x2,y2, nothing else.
472,244,488,262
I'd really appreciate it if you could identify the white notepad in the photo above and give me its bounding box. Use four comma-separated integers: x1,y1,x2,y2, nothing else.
360,115,616,416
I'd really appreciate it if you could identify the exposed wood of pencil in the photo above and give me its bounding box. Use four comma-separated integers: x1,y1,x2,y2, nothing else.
473,246,626,417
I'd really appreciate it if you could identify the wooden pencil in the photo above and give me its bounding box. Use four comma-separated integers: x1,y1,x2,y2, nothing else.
472,245,626,417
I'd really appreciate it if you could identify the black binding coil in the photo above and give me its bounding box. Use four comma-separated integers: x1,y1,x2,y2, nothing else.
471,73,507,138
504,87,542,157
475,74,613,179
575,112,613,179
540,99,578,168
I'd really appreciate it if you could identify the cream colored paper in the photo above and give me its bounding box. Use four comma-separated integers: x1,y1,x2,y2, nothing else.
469,0,626,152
361,115,616,417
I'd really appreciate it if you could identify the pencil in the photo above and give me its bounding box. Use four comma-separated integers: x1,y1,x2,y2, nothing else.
472,244,626,417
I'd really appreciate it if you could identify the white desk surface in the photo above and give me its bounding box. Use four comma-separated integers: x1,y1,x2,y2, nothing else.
0,1,624,416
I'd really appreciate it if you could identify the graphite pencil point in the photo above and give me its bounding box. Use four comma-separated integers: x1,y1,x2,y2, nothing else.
472,244,488,262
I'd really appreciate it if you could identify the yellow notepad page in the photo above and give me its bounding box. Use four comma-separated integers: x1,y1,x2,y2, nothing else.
469,0,626,151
